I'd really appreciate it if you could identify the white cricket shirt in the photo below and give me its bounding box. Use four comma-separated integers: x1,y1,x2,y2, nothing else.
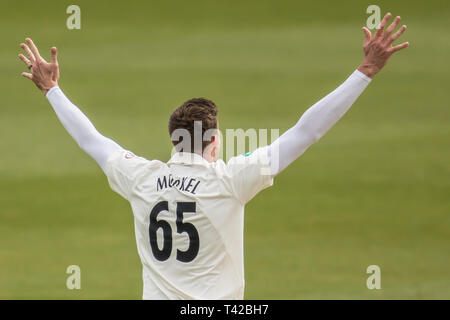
105,148,273,299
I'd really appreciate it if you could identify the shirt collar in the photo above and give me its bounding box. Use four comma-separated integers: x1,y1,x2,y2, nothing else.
167,152,210,166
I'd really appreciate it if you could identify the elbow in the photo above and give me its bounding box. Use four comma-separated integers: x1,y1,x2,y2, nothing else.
76,131,101,155
79,124,106,146
301,128,323,145
294,121,323,145
307,131,322,144
77,139,92,154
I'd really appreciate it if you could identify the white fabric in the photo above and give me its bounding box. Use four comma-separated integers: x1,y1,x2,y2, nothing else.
105,148,273,299
46,86,123,172
268,69,371,176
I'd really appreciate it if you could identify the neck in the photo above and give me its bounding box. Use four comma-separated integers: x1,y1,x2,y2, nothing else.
202,151,216,163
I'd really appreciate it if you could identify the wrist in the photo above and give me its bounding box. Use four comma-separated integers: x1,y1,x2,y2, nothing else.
42,83,58,96
357,64,380,79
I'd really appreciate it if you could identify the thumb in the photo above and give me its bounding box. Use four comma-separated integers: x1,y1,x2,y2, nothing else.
50,47,60,81
362,27,371,46
50,47,58,64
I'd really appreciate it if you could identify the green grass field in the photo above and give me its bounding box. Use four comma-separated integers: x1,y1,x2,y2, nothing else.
0,0,449,299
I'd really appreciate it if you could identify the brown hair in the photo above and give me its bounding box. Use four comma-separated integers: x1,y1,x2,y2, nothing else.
168,98,218,153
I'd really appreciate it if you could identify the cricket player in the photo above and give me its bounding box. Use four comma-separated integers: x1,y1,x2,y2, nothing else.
18,13,408,299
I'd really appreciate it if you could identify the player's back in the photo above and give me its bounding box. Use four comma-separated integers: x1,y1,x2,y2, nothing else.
105,149,273,299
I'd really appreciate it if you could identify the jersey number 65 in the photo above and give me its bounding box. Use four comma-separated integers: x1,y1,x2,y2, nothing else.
149,201,200,263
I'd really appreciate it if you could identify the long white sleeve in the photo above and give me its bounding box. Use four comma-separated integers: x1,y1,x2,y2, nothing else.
268,69,372,176
46,86,123,172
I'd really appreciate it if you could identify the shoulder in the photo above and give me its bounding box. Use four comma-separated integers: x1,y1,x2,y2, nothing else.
105,149,165,178
226,147,270,171
221,147,273,203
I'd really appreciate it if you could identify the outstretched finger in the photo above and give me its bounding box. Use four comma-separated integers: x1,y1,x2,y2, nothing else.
389,25,407,44
18,53,32,68
25,38,43,61
389,41,409,53
21,72,32,80
20,43,36,62
375,12,392,39
383,16,401,40
362,27,372,46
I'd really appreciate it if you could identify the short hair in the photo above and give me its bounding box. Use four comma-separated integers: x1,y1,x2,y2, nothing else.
168,98,218,153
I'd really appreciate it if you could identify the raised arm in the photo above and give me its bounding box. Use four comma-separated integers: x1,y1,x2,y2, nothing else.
18,38,123,172
268,13,409,176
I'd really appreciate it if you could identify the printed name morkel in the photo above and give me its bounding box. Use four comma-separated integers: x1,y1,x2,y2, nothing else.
157,174,201,194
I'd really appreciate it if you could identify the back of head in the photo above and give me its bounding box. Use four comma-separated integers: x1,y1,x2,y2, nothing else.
168,98,218,154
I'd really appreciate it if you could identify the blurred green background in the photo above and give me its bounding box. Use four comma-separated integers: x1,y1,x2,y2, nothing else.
0,0,449,299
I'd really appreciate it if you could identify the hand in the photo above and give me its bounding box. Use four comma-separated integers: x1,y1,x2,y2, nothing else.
18,38,60,95
357,13,409,78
